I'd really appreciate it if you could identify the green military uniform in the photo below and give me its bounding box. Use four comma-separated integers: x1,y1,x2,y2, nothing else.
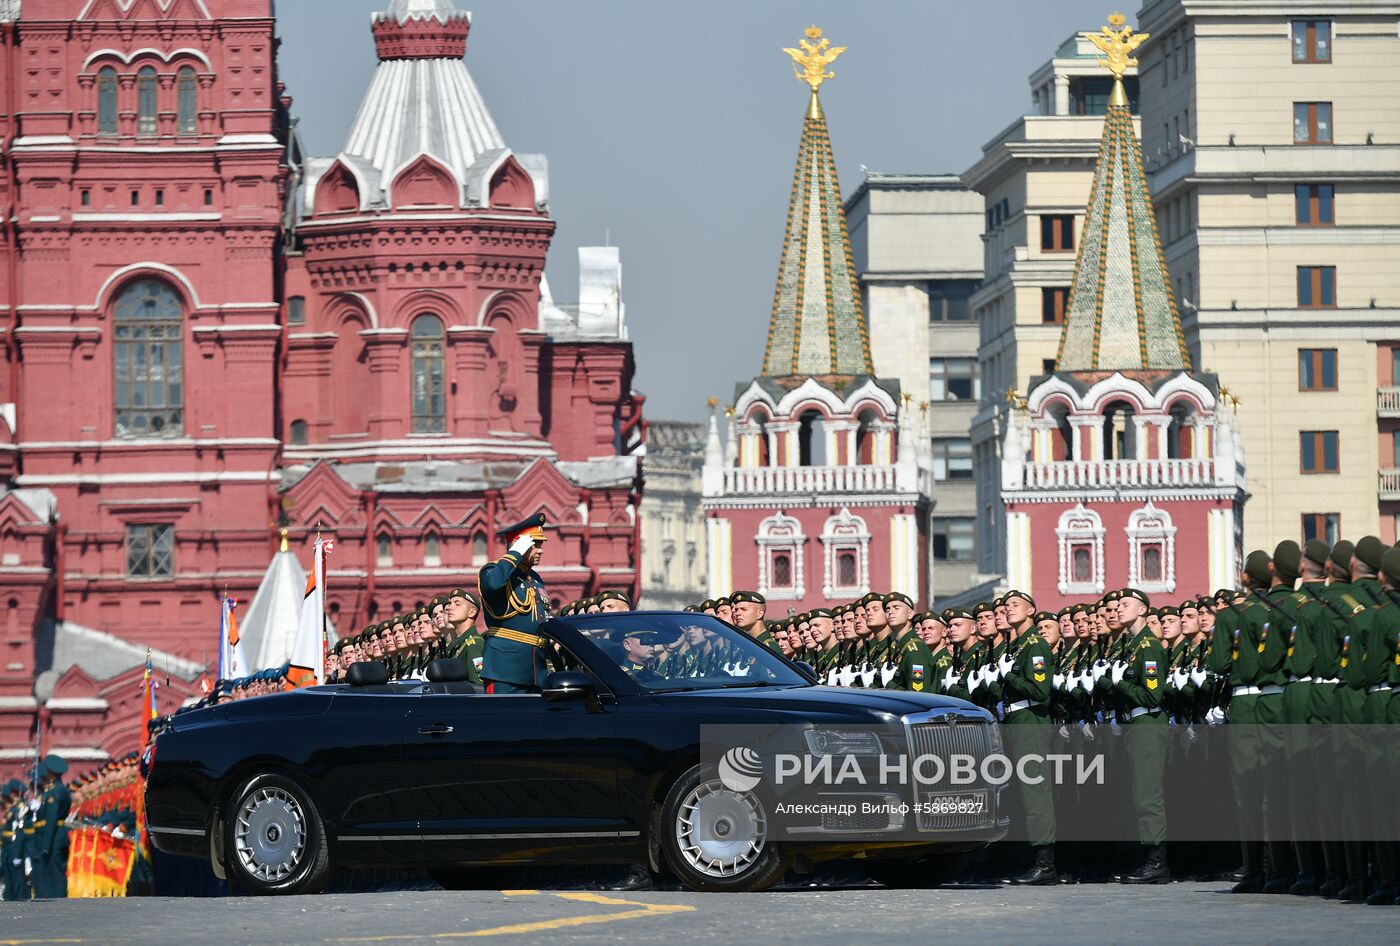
884,628,935,692
2,782,27,901
1001,618,1056,849
478,513,551,693
1115,603,1169,851
445,628,486,683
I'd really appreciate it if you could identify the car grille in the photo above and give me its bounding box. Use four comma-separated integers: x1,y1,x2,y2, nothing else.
905,717,998,832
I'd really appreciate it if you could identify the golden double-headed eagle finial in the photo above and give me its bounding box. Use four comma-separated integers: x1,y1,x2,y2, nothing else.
783,25,846,92
707,396,719,410
1089,12,1148,80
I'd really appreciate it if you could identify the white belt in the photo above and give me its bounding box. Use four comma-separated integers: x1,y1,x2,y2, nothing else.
1319,678,1339,685
1128,706,1162,720
1003,699,1043,715
1231,685,1260,697
1291,676,1315,683
1258,685,1284,696
1368,683,1392,694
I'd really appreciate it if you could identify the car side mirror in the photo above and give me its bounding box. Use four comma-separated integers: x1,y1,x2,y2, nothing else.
541,670,601,711
792,660,819,683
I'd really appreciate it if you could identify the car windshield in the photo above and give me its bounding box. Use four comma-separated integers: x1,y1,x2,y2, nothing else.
559,613,810,692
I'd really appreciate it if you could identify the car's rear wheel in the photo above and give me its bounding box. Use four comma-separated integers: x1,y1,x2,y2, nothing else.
658,764,789,892
225,772,330,896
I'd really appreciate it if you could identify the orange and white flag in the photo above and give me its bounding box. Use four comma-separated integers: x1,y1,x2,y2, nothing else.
287,539,329,688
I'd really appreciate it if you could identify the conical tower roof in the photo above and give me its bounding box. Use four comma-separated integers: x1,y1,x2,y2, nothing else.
1056,15,1191,373
762,27,872,380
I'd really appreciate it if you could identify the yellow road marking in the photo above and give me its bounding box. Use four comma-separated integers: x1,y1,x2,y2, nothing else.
0,941,86,945
333,891,694,942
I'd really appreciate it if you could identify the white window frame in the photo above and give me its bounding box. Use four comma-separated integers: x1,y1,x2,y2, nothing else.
1056,503,1105,595
820,506,870,599
1126,501,1177,594
757,512,806,600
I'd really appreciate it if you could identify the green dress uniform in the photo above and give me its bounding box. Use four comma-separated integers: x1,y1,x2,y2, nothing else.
1116,622,1169,848
445,629,486,684
478,514,551,693
2,787,27,901
928,644,954,694
1000,627,1055,848
884,629,935,692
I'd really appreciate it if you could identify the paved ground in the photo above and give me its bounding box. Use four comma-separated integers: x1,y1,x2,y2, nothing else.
3,882,1397,946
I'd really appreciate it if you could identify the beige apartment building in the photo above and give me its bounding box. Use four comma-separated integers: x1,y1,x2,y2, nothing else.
846,173,985,599
638,421,708,609
962,36,1141,577
1137,0,1400,547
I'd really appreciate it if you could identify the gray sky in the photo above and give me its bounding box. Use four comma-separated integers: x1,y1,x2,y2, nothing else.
277,0,1117,422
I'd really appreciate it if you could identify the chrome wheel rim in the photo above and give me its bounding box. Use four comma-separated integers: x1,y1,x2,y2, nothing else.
234,786,306,883
675,779,766,878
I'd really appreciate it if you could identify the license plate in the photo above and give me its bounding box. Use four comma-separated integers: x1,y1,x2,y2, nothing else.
916,791,987,816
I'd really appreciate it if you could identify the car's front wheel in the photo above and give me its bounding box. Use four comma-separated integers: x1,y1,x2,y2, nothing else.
658,764,789,892
224,772,330,896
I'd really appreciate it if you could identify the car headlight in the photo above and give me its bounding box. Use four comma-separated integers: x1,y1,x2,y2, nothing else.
805,729,883,756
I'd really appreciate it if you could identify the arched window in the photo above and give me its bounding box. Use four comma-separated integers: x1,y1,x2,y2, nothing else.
411,314,446,433
113,280,184,437
1102,400,1137,460
1126,502,1177,593
376,534,393,568
177,67,197,134
821,506,870,598
856,410,878,464
757,512,805,600
1048,402,1074,461
137,67,158,135
424,533,442,567
471,532,488,566
289,420,307,445
1167,402,1196,459
797,409,827,467
1056,503,1105,595
97,67,119,135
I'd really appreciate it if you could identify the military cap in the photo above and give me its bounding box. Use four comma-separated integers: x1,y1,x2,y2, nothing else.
598,589,632,606
446,587,472,601
1033,611,1058,626
945,607,974,621
1196,596,1214,610
1102,589,1123,603
1330,540,1356,573
682,604,698,612
1382,547,1400,585
1179,600,1198,612
714,595,731,606
622,628,661,643
1120,587,1150,607
973,601,994,616
1159,605,1180,618
1057,607,1075,619
884,591,914,608
730,590,766,605
1244,550,1273,586
1005,590,1036,609
430,595,449,608
495,512,547,543
415,604,431,618
1355,535,1387,571
43,754,68,776
1273,540,1303,581
699,599,717,612
1302,540,1331,568
809,607,834,619
859,592,883,606
1212,588,1235,603
992,595,1006,608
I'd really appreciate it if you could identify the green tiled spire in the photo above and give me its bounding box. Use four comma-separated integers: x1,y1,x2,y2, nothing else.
1056,20,1191,373
761,86,872,379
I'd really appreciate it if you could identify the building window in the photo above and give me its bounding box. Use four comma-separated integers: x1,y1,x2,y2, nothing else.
97,67,119,135
821,507,869,598
81,190,91,206
1302,513,1340,544
1041,287,1069,324
930,437,973,480
932,518,975,562
113,279,184,438
1300,430,1340,473
1291,20,1331,63
1042,358,1057,375
471,532,488,566
837,551,857,586
1298,349,1337,391
410,314,446,433
137,66,158,136
1392,348,1400,387
177,67,198,133
1040,215,1074,252
287,296,306,326
1126,502,1177,594
758,512,805,600
1297,266,1336,308
376,534,393,567
1295,184,1334,226
289,419,307,445
424,533,442,567
929,357,979,402
1057,504,1105,595
204,188,214,206
155,189,164,206
928,280,975,321
1393,431,1400,469
126,523,174,578
1293,102,1332,144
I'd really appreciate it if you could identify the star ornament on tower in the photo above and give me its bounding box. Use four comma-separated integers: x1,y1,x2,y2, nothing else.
783,25,846,91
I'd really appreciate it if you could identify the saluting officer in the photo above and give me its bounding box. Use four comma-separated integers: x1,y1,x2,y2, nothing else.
478,513,551,694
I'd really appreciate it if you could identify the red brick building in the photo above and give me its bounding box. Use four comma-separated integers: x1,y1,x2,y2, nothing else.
0,0,642,776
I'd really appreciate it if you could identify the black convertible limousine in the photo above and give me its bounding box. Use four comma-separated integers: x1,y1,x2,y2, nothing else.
146,613,1005,894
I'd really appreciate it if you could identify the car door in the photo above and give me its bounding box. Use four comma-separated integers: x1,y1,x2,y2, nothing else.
401,686,623,864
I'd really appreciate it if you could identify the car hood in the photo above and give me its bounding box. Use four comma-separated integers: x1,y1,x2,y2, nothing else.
651,684,991,724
